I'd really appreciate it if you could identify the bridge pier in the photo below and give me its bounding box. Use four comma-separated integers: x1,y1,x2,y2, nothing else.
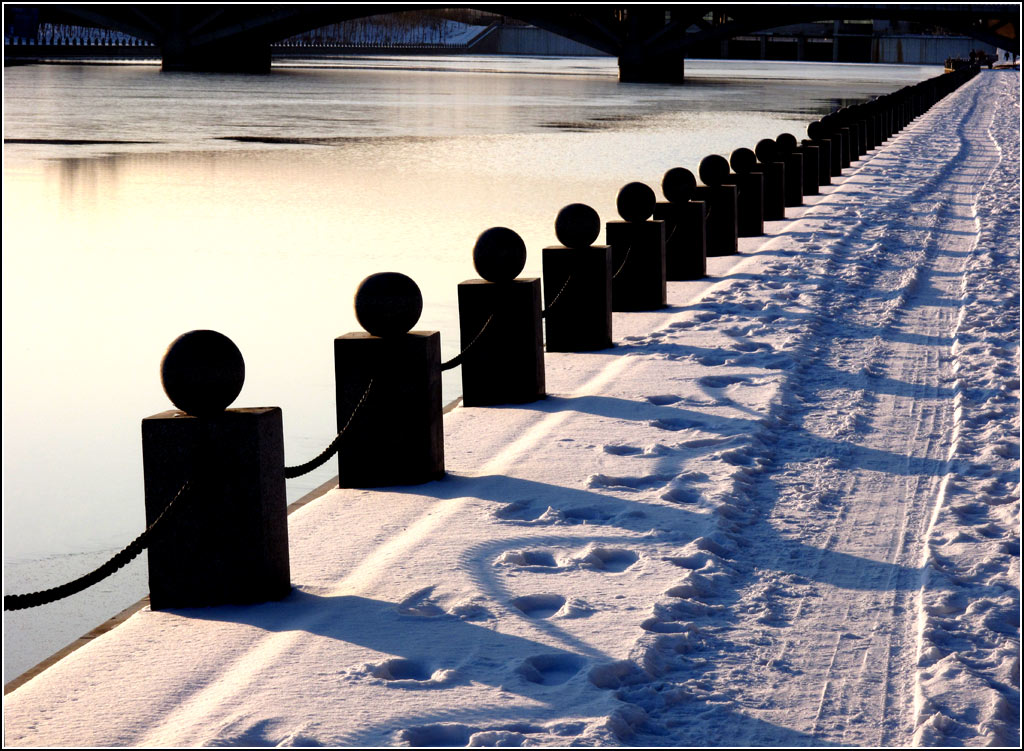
618,50,685,83
161,38,271,73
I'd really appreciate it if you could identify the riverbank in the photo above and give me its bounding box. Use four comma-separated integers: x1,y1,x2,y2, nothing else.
5,69,1019,747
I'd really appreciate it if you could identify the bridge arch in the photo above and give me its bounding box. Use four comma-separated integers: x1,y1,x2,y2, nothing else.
14,4,1020,78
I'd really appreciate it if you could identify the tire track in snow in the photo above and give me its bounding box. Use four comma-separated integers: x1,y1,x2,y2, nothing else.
599,74,1007,746
912,70,1020,748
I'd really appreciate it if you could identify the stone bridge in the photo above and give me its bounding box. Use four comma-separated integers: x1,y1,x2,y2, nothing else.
7,3,1020,79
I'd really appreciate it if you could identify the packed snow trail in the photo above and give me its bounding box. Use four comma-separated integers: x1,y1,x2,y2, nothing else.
3,71,1018,748
610,68,1019,748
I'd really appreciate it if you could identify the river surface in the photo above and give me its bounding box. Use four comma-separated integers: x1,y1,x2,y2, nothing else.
2,55,941,682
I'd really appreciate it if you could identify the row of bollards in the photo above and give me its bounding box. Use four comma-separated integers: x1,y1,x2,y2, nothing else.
130,65,981,610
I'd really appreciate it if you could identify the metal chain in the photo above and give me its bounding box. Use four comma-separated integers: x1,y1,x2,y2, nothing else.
612,243,633,279
440,312,495,371
284,379,374,478
541,273,573,318
664,222,680,246
4,480,193,611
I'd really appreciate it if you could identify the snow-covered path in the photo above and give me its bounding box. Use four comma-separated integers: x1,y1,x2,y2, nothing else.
4,71,1019,748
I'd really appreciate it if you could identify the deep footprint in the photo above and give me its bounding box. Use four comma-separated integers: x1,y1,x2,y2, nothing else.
510,594,566,618
698,375,750,388
371,658,433,681
517,654,586,685
582,548,638,572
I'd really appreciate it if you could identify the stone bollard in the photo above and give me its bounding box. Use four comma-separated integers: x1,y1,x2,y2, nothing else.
542,204,613,352
785,133,819,197
693,155,738,257
824,112,852,169
142,330,290,610
336,272,444,486
606,182,667,310
839,107,864,160
805,121,832,187
653,167,707,279
725,147,764,237
774,133,804,207
755,138,787,221
850,104,872,152
820,113,847,174
458,227,545,405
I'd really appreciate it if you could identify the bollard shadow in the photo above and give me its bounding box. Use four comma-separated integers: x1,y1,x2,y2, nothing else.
503,395,953,480
179,590,613,703
587,334,960,401
388,470,926,593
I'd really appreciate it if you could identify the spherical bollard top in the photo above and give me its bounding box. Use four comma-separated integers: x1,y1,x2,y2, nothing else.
161,330,245,418
698,154,730,187
616,181,656,223
776,132,797,154
807,120,824,141
755,138,779,163
473,226,527,282
661,167,696,204
354,271,423,337
555,203,601,249
729,147,757,175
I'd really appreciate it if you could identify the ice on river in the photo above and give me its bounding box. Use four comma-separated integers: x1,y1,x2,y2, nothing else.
3,70,1019,748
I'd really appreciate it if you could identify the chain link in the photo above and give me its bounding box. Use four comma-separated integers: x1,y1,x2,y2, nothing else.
4,480,193,611
284,379,374,478
440,313,495,371
612,242,633,279
541,273,574,318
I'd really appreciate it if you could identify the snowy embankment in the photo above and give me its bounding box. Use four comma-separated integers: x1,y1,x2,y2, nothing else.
4,71,1019,748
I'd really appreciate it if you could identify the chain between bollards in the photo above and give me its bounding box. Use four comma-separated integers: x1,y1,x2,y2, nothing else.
284,378,374,479
541,273,574,318
612,243,633,279
4,480,194,611
440,313,495,371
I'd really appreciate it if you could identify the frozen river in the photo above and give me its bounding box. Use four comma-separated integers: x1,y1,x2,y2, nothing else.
2,55,941,682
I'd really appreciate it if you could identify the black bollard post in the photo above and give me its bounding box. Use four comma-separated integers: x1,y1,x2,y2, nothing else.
824,113,848,173
607,182,667,310
805,120,832,187
792,136,820,196
725,148,764,237
142,330,290,610
855,104,872,153
754,138,787,221
693,155,739,256
335,272,444,487
836,109,859,161
542,204,613,352
775,134,804,207
458,228,545,405
653,167,707,280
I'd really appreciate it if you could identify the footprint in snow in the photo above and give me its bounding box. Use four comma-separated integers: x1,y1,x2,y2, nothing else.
588,472,673,491
493,500,545,522
698,374,750,389
697,353,729,366
398,724,476,747
510,594,566,618
367,658,458,688
495,550,559,569
577,547,638,572
517,654,586,685
649,416,704,431
603,443,643,456
645,394,682,405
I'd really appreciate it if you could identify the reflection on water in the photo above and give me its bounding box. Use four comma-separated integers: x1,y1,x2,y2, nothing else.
2,55,940,681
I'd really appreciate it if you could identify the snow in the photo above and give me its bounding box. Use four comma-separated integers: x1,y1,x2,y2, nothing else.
3,70,1019,747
